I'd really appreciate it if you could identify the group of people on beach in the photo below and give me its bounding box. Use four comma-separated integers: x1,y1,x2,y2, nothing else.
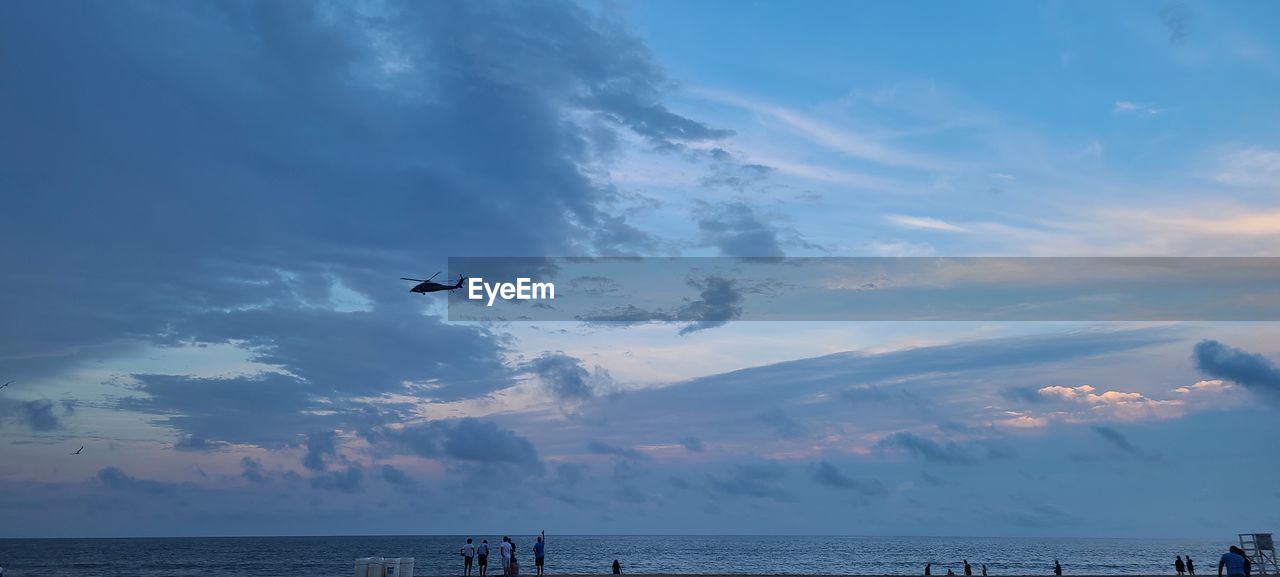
1179,545,1261,577
453,540,1255,576
1175,554,1197,575
460,532,546,577
923,559,1058,576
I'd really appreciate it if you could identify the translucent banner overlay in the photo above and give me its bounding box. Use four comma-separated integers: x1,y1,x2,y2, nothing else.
445,257,1280,322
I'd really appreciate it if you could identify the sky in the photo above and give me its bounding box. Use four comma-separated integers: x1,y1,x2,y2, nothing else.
1,0,1279,538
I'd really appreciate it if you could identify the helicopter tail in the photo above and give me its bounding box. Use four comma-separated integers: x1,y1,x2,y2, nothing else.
454,275,467,289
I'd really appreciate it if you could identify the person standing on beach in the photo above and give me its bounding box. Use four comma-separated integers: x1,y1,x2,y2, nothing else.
926,563,932,576
964,560,972,576
500,537,513,577
1188,557,1196,575
1177,556,1187,575
533,531,546,577
1230,546,1252,577
1054,560,1062,576
612,560,622,574
478,540,490,577
463,538,476,577
982,564,987,576
1219,546,1247,577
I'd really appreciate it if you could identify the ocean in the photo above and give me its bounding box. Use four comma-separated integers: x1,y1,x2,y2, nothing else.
0,535,1229,577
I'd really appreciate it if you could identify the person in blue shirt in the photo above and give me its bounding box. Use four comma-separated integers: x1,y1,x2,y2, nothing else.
533,530,546,576
1219,546,1247,577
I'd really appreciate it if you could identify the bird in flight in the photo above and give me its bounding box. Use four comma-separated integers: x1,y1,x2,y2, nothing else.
0,381,11,390
72,446,84,455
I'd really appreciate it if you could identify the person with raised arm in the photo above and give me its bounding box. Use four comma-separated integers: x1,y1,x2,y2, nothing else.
533,530,547,576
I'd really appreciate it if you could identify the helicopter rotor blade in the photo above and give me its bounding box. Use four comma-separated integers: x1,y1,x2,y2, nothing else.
427,271,441,281
400,277,428,282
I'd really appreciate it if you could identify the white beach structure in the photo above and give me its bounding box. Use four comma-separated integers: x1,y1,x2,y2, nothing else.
1239,533,1278,574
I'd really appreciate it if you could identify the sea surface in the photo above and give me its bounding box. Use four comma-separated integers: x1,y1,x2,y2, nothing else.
0,535,1231,577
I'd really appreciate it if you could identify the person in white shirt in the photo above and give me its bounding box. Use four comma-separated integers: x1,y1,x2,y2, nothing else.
500,537,513,576
462,538,476,577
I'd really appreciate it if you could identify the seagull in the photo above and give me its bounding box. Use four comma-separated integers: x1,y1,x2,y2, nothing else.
0,381,11,389
72,446,84,455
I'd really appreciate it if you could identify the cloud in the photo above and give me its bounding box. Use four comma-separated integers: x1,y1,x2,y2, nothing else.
523,352,613,400
1173,379,1232,394
843,384,890,403
388,418,544,474
1090,425,1161,462
706,461,793,502
885,215,967,232
810,460,886,496
999,386,1048,404
695,202,786,258
993,412,1050,429
920,471,953,487
1038,384,1184,421
380,464,413,487
1193,340,1280,406
679,436,705,452
874,432,976,465
578,328,1177,455
694,88,952,171
1091,425,1140,454
1006,503,1076,529
587,440,650,461
676,276,744,335
1159,1,1191,44
241,457,269,484
309,466,364,494
118,373,344,447
95,467,174,494
700,149,774,192
756,407,805,439
1,0,734,455
1210,147,1280,188
303,431,339,472
614,485,650,505
0,398,63,432
1113,101,1163,116
174,435,227,452
575,275,745,335
554,463,587,487
171,307,513,401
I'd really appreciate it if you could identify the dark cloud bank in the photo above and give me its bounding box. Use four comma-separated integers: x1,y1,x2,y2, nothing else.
0,0,744,451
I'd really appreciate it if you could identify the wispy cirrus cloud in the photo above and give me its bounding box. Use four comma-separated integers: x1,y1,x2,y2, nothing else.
691,88,956,172
1209,146,1280,188
885,215,968,232
1114,100,1164,116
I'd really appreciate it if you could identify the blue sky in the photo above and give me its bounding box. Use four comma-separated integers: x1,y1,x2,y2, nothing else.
1,0,1279,538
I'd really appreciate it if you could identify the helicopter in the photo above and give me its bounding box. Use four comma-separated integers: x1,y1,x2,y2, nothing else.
400,272,467,294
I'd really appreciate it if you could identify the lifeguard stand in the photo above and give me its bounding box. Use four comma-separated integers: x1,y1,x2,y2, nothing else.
1239,533,1279,574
